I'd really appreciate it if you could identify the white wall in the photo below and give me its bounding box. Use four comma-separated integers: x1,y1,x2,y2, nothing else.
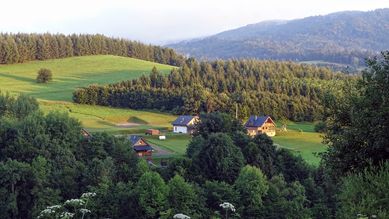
173,126,188,134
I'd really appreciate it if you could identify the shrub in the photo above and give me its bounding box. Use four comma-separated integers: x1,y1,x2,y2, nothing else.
314,121,326,133
36,68,53,83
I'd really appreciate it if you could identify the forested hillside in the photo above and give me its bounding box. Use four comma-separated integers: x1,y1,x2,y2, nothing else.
73,59,350,121
169,9,389,69
0,33,185,66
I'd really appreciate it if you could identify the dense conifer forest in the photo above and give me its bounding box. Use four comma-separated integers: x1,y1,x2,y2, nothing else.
0,33,185,66
73,59,351,121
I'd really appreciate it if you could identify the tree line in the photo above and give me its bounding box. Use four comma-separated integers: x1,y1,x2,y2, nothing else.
74,59,350,121
0,51,387,218
0,93,387,218
0,33,185,66
0,93,330,218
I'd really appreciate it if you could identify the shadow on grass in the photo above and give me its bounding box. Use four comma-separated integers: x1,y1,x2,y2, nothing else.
0,72,36,83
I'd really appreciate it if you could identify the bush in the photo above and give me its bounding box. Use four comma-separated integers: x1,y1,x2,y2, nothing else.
337,162,389,218
36,68,52,83
314,121,326,133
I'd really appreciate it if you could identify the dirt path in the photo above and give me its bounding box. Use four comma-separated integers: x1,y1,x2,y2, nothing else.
116,122,141,128
151,144,173,157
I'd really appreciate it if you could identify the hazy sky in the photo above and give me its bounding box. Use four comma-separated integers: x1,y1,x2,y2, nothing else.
1,0,388,44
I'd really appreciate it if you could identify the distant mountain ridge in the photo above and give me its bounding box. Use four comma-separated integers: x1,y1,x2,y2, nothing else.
169,9,389,69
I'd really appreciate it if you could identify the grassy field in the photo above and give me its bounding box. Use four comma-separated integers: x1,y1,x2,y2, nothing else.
0,55,174,101
0,55,177,131
273,122,326,165
0,55,326,164
144,134,191,155
39,100,177,133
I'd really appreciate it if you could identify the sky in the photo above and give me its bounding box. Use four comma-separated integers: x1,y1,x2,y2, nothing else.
1,0,388,44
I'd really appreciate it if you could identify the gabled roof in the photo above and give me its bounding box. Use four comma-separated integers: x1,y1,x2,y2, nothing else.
128,135,143,146
245,115,274,127
172,115,197,126
133,145,153,152
128,135,153,151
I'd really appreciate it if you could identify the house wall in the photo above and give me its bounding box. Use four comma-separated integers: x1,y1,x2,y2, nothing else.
173,126,188,133
262,122,276,137
137,151,152,158
246,123,276,137
247,127,258,137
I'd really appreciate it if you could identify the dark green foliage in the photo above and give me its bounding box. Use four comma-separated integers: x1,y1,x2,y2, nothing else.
0,93,38,119
234,165,269,218
261,175,311,219
337,162,389,218
204,181,238,213
74,59,349,121
0,94,142,218
191,133,244,183
195,112,245,138
0,159,34,219
322,51,389,177
167,175,199,218
136,172,168,219
186,136,205,158
0,33,185,66
36,68,52,83
242,134,278,177
314,121,326,133
275,149,311,183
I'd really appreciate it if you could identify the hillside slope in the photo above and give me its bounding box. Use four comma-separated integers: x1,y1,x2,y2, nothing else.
169,9,389,68
0,55,174,101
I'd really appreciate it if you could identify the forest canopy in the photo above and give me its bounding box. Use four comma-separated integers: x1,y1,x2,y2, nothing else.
73,59,352,121
0,33,185,66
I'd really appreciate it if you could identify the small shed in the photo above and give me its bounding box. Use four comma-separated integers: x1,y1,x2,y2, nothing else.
145,129,160,135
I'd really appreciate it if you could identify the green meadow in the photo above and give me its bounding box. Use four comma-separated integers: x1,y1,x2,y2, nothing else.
0,55,174,101
273,122,326,165
39,101,177,133
0,55,326,164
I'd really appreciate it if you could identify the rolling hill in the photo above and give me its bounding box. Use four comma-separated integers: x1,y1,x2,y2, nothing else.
169,8,389,69
0,55,174,101
0,54,326,164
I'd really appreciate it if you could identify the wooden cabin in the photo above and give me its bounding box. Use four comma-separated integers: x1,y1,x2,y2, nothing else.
245,115,276,137
172,115,199,134
145,129,160,135
128,135,153,159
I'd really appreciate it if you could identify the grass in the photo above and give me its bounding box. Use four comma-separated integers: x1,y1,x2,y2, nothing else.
39,100,177,133
0,55,327,164
0,55,177,132
273,121,326,165
0,55,174,101
144,134,191,155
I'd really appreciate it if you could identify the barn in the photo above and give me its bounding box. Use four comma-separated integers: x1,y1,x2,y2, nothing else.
128,135,153,159
245,115,276,137
172,115,199,134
